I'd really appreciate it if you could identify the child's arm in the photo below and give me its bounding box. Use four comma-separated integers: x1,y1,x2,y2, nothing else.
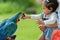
37,13,57,27
22,15,31,19
21,13,42,19
44,21,57,27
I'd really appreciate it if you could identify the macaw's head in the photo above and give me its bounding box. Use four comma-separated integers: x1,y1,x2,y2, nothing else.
15,12,25,23
15,15,20,23
9,12,22,23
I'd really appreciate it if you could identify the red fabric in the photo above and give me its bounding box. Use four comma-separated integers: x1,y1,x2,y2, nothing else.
51,29,60,40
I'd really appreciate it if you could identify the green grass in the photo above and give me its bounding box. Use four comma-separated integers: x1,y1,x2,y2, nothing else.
0,14,42,40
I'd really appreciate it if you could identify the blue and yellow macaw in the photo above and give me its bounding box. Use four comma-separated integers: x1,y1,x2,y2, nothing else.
0,12,21,40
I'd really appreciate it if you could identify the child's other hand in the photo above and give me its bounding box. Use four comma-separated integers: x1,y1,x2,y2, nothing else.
36,19,45,31
38,25,45,31
36,19,45,25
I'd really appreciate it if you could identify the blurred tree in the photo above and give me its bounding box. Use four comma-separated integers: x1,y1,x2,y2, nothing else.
0,0,42,14
1,0,35,11
25,7,36,14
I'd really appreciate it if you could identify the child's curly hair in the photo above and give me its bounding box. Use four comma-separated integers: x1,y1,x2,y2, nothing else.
44,0,59,12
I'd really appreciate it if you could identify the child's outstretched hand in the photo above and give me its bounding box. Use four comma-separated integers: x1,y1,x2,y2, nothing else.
18,12,25,19
21,12,25,19
21,12,31,19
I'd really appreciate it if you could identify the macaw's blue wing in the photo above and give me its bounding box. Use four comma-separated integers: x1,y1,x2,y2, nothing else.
0,19,7,28
0,22,17,40
0,13,20,40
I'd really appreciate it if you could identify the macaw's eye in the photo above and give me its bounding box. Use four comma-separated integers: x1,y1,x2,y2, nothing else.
16,18,20,22
18,19,20,21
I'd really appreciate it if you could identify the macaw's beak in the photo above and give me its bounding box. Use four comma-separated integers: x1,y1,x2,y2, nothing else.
16,17,20,23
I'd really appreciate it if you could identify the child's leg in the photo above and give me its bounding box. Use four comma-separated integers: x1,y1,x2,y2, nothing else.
38,34,45,40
